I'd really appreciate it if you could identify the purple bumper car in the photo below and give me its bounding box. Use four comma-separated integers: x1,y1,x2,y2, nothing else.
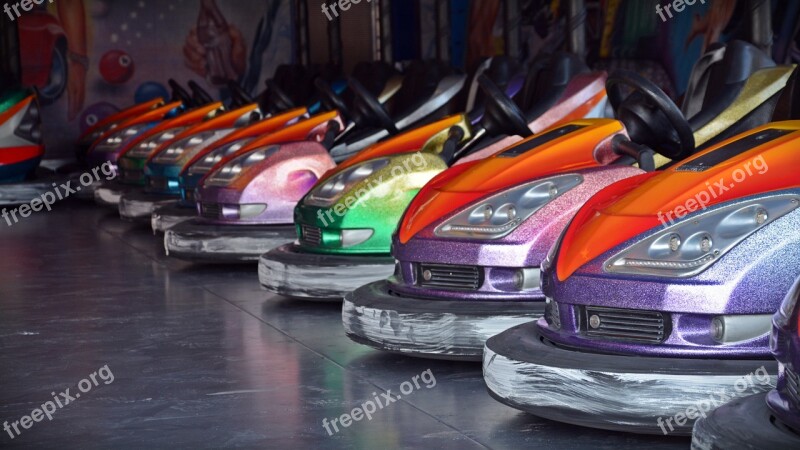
483,122,800,435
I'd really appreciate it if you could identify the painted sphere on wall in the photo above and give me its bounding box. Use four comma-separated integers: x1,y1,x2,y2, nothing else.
134,82,170,104
99,50,135,84
79,102,120,133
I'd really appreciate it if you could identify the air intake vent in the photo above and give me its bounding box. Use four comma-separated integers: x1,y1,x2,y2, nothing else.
301,225,322,246
200,203,222,219
416,263,482,290
583,306,667,343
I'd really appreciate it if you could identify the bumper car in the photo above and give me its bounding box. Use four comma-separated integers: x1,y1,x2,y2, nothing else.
691,278,800,448
258,52,673,300
149,106,308,233
75,97,166,163
342,41,796,360
93,81,224,209
148,62,400,230
0,88,47,206
115,81,290,222
86,81,200,202
483,119,800,434
163,59,475,262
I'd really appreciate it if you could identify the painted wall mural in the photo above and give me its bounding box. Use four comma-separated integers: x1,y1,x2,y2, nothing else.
19,0,295,159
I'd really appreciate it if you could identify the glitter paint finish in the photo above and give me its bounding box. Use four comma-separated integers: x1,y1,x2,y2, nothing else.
195,141,336,225
539,193,800,358
398,119,626,243
294,152,448,254
390,166,644,301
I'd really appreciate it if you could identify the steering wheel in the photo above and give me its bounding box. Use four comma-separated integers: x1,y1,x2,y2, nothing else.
477,74,533,138
348,77,397,132
227,81,255,108
607,70,694,160
188,80,214,106
168,79,193,106
265,79,296,112
315,78,350,117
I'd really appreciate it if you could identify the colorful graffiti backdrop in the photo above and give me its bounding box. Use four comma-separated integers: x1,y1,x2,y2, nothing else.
19,0,294,159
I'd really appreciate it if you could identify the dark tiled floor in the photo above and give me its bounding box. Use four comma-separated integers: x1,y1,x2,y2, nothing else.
0,201,690,449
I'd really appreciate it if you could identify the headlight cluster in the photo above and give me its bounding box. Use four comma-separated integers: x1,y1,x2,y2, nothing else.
435,174,583,239
187,137,255,176
126,127,188,159
204,145,279,187
153,130,225,164
93,125,145,153
306,158,390,207
605,194,800,278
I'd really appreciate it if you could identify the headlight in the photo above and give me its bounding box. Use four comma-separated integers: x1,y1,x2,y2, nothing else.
93,125,145,152
204,145,279,187
710,315,774,343
152,131,219,164
605,194,800,278
187,137,255,176
341,229,374,247
126,127,188,159
306,158,390,207
435,174,583,239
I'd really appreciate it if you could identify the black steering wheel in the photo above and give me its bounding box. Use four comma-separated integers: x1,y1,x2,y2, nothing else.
477,74,533,138
607,71,694,160
265,79,296,112
315,78,350,117
227,81,255,108
348,77,397,132
168,79,193,106
188,80,214,106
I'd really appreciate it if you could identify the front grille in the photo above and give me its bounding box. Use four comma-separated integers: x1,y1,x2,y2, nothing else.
200,203,222,220
301,225,322,246
786,365,800,409
582,306,668,343
121,169,143,182
416,263,482,290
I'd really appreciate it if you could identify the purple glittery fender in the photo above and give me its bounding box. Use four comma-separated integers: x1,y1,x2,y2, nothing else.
195,141,336,225
390,166,644,301
540,190,800,359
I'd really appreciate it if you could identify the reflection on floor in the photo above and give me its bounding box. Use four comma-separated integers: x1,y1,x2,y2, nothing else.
0,201,689,448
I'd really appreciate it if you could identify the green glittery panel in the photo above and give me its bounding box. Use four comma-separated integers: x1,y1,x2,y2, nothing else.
295,152,449,254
